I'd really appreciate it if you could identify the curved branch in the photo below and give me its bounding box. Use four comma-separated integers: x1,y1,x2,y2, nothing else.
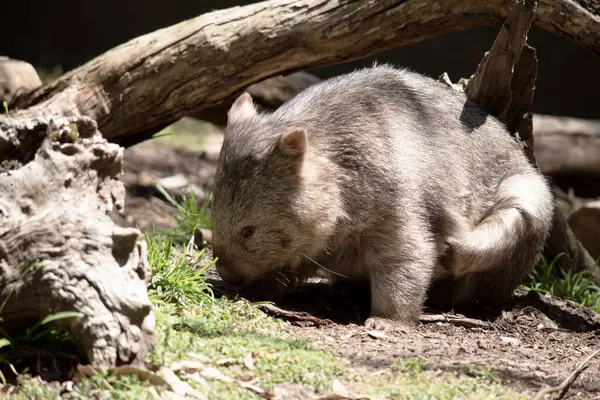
7,0,600,146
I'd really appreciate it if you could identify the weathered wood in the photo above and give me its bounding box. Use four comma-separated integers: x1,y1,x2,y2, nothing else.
6,0,600,147
462,0,538,158
533,114,600,176
0,115,156,367
0,57,42,105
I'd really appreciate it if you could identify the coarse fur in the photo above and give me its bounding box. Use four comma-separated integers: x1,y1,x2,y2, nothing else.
210,64,554,328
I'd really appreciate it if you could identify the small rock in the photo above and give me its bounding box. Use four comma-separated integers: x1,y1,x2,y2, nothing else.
366,330,388,340
500,336,521,345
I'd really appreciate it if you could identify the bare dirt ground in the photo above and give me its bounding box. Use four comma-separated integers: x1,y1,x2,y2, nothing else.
120,135,600,399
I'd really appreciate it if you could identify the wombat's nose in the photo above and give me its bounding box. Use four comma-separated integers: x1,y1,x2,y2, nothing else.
213,252,243,285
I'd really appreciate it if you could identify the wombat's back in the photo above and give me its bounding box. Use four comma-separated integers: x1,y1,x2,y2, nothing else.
271,64,535,225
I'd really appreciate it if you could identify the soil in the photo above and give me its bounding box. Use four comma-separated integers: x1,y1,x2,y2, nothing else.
119,138,600,399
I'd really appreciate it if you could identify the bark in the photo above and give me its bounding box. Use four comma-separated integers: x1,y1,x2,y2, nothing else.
533,114,600,177
7,0,600,147
0,115,156,367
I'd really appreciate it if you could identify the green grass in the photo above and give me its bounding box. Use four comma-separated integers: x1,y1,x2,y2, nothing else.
522,254,600,312
0,263,84,385
155,185,212,244
146,230,215,312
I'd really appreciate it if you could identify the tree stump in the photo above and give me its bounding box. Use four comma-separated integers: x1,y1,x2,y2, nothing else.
0,115,155,367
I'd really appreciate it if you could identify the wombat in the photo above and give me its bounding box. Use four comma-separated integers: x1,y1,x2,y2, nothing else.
210,65,554,330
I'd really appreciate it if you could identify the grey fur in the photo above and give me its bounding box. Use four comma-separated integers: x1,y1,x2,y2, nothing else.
210,65,554,327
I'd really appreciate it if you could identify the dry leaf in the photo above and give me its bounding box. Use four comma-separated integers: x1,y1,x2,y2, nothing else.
500,336,521,346
366,330,388,340
200,367,234,383
76,364,100,377
155,367,206,399
61,380,74,392
239,381,266,396
243,353,256,370
331,379,352,397
170,360,206,372
148,386,162,400
518,307,559,332
317,378,385,400
113,365,152,380
188,353,211,363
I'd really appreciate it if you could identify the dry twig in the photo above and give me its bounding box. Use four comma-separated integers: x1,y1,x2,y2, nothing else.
256,303,334,327
419,314,493,329
533,348,600,400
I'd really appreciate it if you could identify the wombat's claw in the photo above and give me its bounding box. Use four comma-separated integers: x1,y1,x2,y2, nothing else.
364,316,412,332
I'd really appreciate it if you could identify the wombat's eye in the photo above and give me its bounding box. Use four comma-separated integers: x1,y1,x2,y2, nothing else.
241,226,256,240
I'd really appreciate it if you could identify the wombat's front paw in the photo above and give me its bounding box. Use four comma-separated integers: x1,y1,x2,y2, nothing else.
364,316,413,332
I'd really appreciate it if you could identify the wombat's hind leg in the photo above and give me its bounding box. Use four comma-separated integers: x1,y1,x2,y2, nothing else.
447,173,553,306
449,173,552,276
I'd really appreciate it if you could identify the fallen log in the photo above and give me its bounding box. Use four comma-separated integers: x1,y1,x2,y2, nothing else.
6,0,600,147
533,114,600,177
0,115,156,367
567,200,600,262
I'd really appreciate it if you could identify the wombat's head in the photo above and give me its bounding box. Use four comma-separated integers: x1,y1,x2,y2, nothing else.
211,93,340,298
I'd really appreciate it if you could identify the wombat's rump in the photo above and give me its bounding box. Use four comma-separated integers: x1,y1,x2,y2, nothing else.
210,65,554,329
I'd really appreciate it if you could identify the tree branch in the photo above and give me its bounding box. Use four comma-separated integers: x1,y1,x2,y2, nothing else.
6,0,600,146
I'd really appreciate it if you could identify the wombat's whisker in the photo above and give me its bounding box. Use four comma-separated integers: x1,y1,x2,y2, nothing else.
283,269,299,274
274,277,288,287
277,271,291,283
300,253,347,278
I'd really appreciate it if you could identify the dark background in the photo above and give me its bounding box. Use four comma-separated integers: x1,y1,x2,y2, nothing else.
3,0,599,119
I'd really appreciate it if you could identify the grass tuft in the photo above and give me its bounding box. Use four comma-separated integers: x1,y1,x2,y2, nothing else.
155,185,212,244
0,262,84,384
523,254,600,312
146,230,215,313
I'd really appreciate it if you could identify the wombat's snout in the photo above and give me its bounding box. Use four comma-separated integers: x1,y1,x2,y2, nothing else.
213,251,243,285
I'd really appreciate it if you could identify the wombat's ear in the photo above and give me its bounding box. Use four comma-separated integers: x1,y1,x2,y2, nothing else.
278,129,308,156
227,92,256,122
